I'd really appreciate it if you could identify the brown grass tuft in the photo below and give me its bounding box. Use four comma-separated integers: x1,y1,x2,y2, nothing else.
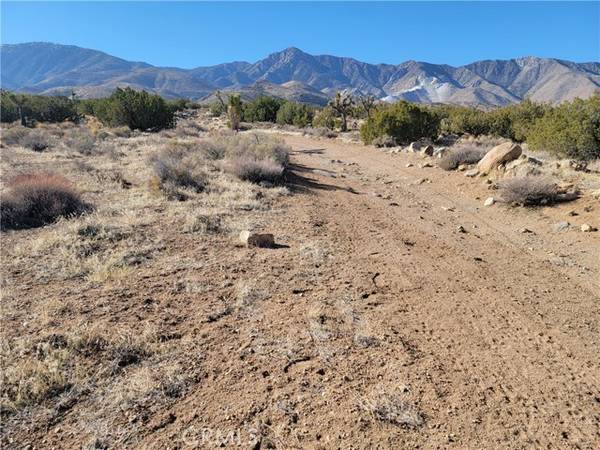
499,176,559,206
1,173,89,230
438,146,487,171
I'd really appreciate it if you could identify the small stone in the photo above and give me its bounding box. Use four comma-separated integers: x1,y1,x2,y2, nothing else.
420,162,433,168
484,197,495,206
553,221,570,232
442,206,455,212
567,210,578,216
457,164,468,172
406,163,414,168
519,228,533,234
465,168,479,177
457,225,466,233
581,223,596,232
239,230,275,248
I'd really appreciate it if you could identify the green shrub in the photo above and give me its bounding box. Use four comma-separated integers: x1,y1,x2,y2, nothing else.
526,95,600,160
243,96,285,123
312,107,337,130
1,91,79,124
276,102,314,127
83,88,175,131
360,101,440,145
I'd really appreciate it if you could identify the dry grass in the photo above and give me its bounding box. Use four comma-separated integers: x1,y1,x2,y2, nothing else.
499,176,559,206
1,173,88,230
438,146,488,170
20,129,52,152
359,390,424,428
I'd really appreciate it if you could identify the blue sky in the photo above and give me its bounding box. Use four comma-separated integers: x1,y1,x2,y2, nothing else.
1,2,598,67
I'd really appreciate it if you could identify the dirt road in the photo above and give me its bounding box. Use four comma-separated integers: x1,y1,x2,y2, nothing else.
6,133,599,449
139,135,600,448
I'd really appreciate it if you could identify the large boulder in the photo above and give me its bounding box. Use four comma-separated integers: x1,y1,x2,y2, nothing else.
477,143,522,175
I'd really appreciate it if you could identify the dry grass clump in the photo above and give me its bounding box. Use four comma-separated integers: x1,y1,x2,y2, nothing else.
1,125,29,146
499,176,559,206
221,133,290,184
0,327,154,415
174,118,206,137
1,173,88,230
184,213,227,234
64,128,97,155
20,129,52,152
372,135,397,148
359,391,424,428
438,145,488,170
304,127,338,139
150,145,208,196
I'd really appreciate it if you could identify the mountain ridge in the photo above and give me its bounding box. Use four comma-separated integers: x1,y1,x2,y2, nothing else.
2,42,599,106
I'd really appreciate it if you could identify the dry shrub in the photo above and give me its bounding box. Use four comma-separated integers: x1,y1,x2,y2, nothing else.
110,126,132,138
64,129,96,155
220,132,289,183
1,126,29,146
304,127,338,139
228,158,285,183
372,135,397,148
499,176,559,206
1,173,88,230
438,146,488,170
150,145,208,195
174,119,206,137
20,129,51,152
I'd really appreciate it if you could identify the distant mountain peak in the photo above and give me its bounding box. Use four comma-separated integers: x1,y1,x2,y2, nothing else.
2,42,599,106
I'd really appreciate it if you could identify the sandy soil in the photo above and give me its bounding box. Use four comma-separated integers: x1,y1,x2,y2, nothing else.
3,132,600,449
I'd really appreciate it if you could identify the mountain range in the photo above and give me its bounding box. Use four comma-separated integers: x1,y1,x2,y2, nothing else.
2,42,599,107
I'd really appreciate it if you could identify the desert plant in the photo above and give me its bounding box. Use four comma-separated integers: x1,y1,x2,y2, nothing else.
1,91,80,124
84,88,175,131
438,146,488,170
372,135,397,148
276,102,314,127
312,107,337,130
243,96,285,123
65,129,96,155
227,94,243,131
150,147,207,193
359,95,376,119
1,126,29,146
360,101,440,145
328,92,355,132
526,94,600,160
1,173,88,230
228,158,285,184
499,176,559,206
20,129,51,151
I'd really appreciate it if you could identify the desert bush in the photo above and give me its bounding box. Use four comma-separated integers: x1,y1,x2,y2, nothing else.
499,176,559,206
64,129,96,155
276,102,314,127
243,96,285,123
312,107,338,130
360,391,424,428
438,146,488,170
372,135,397,148
526,94,600,160
219,133,290,183
20,129,51,151
1,173,88,230
83,88,175,131
328,92,355,132
210,101,226,117
228,158,285,183
1,91,79,124
1,126,29,146
150,145,208,194
360,101,440,145
304,127,338,139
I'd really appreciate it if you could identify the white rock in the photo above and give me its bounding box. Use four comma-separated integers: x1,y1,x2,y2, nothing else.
465,168,479,177
581,223,596,232
553,221,570,232
484,197,495,206
421,145,434,156
405,163,414,168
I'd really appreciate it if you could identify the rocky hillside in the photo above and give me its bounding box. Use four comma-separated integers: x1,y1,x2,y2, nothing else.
2,42,599,106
